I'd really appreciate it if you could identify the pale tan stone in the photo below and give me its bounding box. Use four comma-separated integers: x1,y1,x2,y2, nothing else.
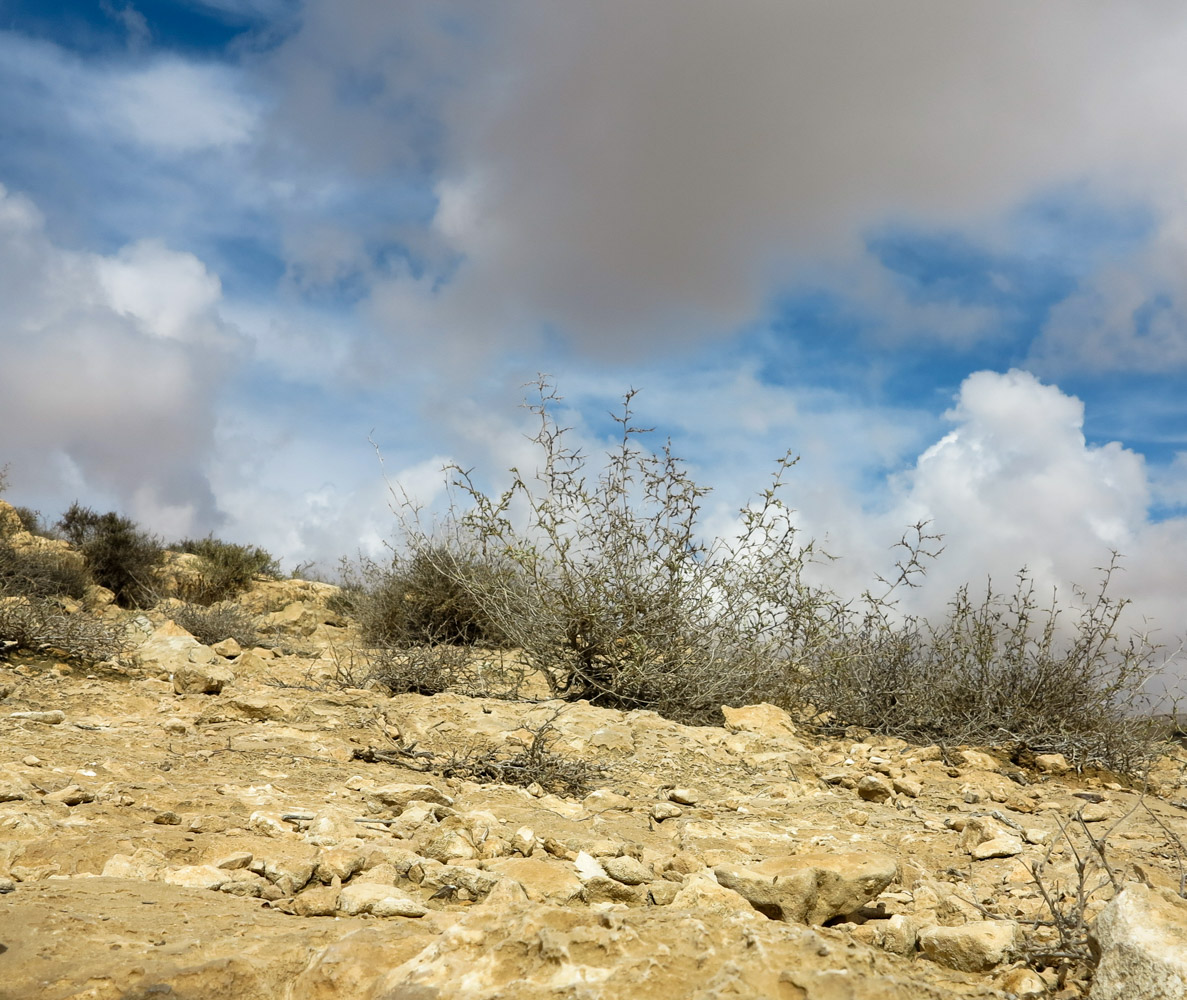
918,920,1019,972
715,852,898,924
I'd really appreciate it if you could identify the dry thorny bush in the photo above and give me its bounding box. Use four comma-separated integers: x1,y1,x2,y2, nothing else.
164,600,262,649
353,709,605,798
0,596,128,663
365,378,1172,776
965,792,1187,986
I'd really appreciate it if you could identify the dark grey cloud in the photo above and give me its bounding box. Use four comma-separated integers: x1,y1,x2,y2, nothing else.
255,1,1187,354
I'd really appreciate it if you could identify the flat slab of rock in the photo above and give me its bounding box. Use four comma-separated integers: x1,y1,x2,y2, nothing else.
714,852,899,924
484,857,585,905
1091,884,1187,1000
337,882,427,918
918,921,1019,972
720,703,798,738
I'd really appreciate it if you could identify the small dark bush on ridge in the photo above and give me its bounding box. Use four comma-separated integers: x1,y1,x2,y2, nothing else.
56,503,164,608
170,535,280,604
12,506,47,537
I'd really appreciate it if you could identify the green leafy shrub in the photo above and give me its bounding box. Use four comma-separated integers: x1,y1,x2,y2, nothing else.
167,601,261,648
169,535,280,605
56,503,164,608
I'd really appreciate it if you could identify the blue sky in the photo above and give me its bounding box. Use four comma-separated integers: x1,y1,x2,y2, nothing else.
0,1,1184,650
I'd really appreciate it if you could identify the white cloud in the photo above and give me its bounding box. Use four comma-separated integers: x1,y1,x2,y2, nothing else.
875,372,1184,667
0,184,236,534
96,239,226,342
97,58,258,154
403,2,1187,352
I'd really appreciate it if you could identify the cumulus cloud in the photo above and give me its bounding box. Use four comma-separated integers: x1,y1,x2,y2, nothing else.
0,184,238,536
882,371,1184,655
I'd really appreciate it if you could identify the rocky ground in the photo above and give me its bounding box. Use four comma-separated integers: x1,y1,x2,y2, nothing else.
2,577,1187,999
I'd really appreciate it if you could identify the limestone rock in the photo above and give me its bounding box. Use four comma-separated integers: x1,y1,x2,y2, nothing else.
601,854,654,886
714,852,899,924
892,777,923,798
173,661,235,695
584,875,646,905
337,882,427,917
509,826,537,857
137,623,218,674
670,873,757,917
958,816,1017,854
314,848,365,884
163,864,229,890
583,789,634,812
43,784,94,806
101,849,167,880
421,864,501,901
651,801,683,821
220,688,301,722
1034,753,1071,774
293,885,340,917
998,968,1046,998
369,783,454,810
210,637,242,658
1091,884,1187,1000
918,921,1019,972
970,836,1024,860
857,774,893,803
484,857,584,904
720,703,798,738
9,710,66,725
959,750,1000,771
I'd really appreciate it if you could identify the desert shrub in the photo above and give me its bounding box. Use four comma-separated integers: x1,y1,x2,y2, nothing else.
11,506,46,537
168,601,261,648
0,596,127,662
352,709,605,797
169,535,280,604
0,540,90,600
343,548,510,649
788,558,1166,774
382,380,1169,770
56,504,164,608
390,380,846,723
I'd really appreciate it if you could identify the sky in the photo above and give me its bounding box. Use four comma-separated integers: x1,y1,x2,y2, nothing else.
0,2,1184,675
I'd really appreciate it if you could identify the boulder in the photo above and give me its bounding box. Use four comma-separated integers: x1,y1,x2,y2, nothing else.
1091,884,1187,1000
484,857,584,905
601,854,654,886
714,852,899,924
720,703,798,739
173,661,235,694
336,882,427,917
918,921,1019,972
